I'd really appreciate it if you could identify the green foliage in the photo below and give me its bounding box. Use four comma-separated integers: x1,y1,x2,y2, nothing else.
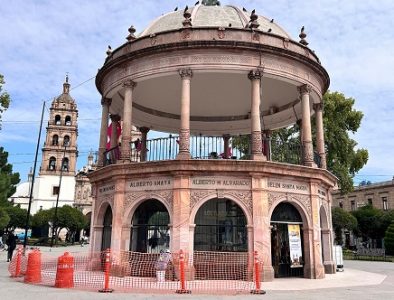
32,205,87,240
352,205,386,240
270,126,301,164
0,147,20,206
4,205,29,229
0,207,10,230
0,73,11,130
384,223,394,255
322,92,368,194
331,207,357,245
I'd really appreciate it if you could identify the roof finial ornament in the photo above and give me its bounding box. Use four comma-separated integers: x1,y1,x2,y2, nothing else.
299,26,308,46
106,45,112,56
63,72,70,94
182,6,192,27
248,9,260,29
126,25,136,42
202,0,221,5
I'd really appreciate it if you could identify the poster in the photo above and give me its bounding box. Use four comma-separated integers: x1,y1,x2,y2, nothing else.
288,224,303,268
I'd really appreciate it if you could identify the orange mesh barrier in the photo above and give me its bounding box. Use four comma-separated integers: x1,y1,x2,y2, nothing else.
8,248,261,294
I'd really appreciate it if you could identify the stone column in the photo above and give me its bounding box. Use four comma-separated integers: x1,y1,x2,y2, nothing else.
110,114,121,163
251,176,274,281
298,85,314,167
223,134,230,159
98,98,111,167
313,103,327,169
310,182,325,279
177,69,192,159
120,80,137,161
111,180,125,254
262,130,272,161
172,173,191,253
248,70,265,161
140,127,150,162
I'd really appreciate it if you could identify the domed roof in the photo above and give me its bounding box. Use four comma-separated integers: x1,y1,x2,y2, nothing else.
139,5,291,39
10,181,31,198
52,76,77,108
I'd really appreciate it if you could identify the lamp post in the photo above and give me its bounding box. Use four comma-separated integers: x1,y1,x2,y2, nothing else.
23,101,45,252
50,145,67,247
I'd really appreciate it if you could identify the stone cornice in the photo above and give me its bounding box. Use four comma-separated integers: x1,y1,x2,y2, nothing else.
96,28,329,95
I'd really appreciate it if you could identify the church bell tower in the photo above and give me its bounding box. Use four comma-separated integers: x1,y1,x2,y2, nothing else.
40,75,78,175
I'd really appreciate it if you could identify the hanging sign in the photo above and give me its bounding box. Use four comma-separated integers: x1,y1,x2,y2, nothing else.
288,224,303,268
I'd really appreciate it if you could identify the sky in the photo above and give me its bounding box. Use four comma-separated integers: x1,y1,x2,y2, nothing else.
0,0,393,184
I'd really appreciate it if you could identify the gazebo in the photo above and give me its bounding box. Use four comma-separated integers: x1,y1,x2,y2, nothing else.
89,2,336,281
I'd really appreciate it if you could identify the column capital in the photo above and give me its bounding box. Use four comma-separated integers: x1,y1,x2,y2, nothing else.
110,114,121,122
248,68,264,80
122,79,137,89
313,102,323,111
179,68,193,79
101,97,112,106
298,84,312,95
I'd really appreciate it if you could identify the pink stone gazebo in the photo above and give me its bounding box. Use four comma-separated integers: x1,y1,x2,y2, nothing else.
89,3,336,282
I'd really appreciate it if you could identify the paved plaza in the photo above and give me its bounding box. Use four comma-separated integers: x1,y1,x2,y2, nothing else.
0,245,393,300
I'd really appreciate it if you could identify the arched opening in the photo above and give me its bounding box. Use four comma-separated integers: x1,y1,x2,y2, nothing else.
62,157,69,171
55,115,61,125
65,115,71,125
63,135,70,146
194,198,247,252
49,157,56,171
101,206,112,251
130,199,170,253
52,134,59,146
271,202,304,278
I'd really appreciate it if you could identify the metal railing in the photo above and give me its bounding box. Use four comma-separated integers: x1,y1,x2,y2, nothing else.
103,135,305,166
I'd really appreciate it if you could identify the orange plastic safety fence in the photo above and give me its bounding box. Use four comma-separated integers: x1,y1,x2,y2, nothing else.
8,249,260,294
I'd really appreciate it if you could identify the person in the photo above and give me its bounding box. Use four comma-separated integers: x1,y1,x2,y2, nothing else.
6,231,17,262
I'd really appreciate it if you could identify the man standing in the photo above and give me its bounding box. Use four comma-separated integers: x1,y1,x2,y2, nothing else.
6,231,16,262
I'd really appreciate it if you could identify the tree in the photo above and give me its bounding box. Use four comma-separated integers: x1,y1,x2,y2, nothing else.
4,205,29,230
56,205,87,242
0,73,10,130
331,207,357,245
322,92,368,194
0,207,10,231
384,223,394,255
0,147,20,206
32,205,87,243
352,205,386,241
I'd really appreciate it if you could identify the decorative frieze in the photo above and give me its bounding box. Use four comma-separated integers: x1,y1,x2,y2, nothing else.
268,192,311,215
123,190,173,213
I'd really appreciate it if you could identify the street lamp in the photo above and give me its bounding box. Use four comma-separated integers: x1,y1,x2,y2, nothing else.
50,144,67,247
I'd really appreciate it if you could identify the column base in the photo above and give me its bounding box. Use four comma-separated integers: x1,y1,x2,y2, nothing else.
176,152,191,160
324,261,336,274
261,265,274,282
251,153,267,161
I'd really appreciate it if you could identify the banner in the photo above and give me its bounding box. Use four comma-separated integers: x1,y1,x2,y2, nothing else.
288,224,303,268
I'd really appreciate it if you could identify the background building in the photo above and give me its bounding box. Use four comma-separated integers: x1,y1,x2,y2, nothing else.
332,179,394,212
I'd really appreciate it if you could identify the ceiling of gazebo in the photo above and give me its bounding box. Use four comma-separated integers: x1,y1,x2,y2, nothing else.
108,71,319,135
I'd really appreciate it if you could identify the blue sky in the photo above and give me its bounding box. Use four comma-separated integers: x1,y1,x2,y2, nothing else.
0,0,393,184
